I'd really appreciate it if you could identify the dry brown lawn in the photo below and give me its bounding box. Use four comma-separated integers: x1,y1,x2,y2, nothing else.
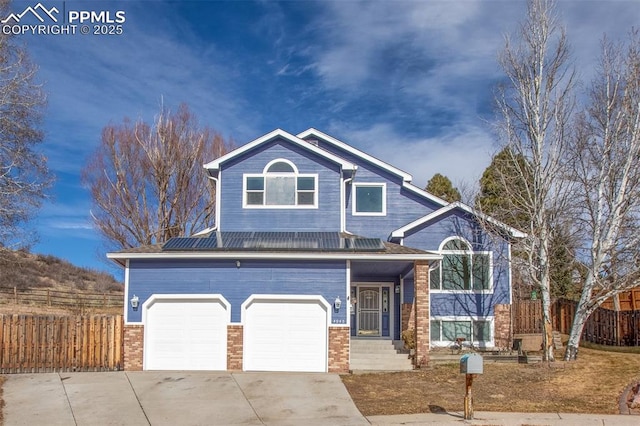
342,348,640,416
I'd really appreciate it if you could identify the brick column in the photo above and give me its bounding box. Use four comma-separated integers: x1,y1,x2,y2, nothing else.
123,324,144,371
227,325,243,370
401,303,413,333
328,327,350,373
414,260,430,368
494,304,512,350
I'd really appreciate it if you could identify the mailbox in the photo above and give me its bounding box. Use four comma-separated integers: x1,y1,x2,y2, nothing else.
460,353,483,374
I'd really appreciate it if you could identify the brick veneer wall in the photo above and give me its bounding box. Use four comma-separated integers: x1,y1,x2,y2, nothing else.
401,303,414,333
494,304,512,350
227,325,243,370
124,324,144,371
328,326,350,373
414,260,430,368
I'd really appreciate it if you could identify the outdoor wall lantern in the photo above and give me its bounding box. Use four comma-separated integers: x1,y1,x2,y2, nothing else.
236,260,241,268
130,294,139,311
334,296,342,310
395,285,401,294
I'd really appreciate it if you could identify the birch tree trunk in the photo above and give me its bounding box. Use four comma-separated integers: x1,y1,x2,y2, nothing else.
564,30,640,360
494,0,576,361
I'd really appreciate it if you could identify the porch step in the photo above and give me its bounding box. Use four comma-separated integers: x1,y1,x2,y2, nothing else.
350,339,413,372
553,331,563,349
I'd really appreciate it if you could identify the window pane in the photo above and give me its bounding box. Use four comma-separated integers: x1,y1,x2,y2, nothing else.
442,254,470,290
443,239,469,251
297,176,315,190
266,161,294,173
473,321,491,341
246,177,264,191
430,266,440,290
473,254,490,290
266,176,295,205
442,321,471,341
355,186,383,213
246,192,263,205
430,320,441,341
297,192,314,205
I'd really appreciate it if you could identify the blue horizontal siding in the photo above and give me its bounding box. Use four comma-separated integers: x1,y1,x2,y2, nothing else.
309,139,444,239
403,209,512,316
219,138,342,232
127,259,347,324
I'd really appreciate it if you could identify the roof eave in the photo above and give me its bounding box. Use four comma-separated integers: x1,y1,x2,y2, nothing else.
297,128,413,182
106,251,440,262
391,201,527,240
203,128,356,172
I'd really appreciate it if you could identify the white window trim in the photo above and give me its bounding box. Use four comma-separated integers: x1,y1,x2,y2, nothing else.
429,316,494,347
352,182,386,216
242,159,318,209
430,237,493,294
263,158,298,174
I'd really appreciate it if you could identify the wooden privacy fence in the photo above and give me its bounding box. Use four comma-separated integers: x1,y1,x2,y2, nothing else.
0,314,123,373
514,298,640,347
514,299,543,334
0,286,123,312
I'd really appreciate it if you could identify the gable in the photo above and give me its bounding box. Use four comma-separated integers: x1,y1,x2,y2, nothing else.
205,129,356,177
392,202,526,245
217,138,347,232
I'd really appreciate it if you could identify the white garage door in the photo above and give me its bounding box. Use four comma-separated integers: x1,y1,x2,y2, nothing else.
144,296,229,370
243,296,329,372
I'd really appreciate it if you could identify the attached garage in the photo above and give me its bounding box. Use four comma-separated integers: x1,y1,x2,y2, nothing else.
143,295,230,370
242,295,330,372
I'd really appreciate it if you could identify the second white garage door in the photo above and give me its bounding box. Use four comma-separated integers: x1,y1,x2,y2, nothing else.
144,295,229,371
243,296,329,372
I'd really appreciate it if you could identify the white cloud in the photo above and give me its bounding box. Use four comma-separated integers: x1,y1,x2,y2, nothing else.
333,122,495,191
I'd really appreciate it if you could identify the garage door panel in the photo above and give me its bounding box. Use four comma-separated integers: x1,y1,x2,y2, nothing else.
145,298,228,371
244,298,328,372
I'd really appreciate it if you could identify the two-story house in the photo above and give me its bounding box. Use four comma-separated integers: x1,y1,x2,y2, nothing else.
108,128,524,373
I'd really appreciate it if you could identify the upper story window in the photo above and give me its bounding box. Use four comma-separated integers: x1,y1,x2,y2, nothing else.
353,183,386,216
244,159,317,208
430,237,492,292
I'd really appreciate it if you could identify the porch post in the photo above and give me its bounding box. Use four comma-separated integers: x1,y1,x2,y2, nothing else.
414,259,430,367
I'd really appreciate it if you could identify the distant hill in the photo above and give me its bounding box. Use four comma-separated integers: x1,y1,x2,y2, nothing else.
0,248,123,315
0,248,122,292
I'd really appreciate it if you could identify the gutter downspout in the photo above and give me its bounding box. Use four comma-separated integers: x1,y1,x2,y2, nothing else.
341,167,357,233
206,174,220,232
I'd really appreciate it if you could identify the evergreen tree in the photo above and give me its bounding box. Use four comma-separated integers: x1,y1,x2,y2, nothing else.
425,173,461,203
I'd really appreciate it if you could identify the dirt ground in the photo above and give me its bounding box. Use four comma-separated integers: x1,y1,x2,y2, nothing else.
0,304,122,316
342,347,640,416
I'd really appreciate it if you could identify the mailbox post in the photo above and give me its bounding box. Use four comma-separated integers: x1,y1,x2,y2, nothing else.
459,353,483,420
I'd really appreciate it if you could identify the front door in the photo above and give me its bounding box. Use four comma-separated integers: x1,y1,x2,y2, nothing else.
358,287,380,336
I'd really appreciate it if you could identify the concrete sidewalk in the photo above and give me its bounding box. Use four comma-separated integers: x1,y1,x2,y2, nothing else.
369,411,639,425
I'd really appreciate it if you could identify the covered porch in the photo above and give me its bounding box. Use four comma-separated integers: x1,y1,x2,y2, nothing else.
348,258,434,369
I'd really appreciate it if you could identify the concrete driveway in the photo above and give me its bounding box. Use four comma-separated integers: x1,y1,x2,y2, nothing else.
3,371,369,425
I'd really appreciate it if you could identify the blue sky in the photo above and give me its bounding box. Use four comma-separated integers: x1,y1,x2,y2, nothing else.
6,0,639,278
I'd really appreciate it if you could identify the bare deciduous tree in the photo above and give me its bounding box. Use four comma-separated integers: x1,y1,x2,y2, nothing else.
0,0,52,248
494,0,576,361
82,103,233,250
563,30,640,360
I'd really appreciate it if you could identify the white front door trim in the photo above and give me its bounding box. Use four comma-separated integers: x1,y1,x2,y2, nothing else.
353,282,395,339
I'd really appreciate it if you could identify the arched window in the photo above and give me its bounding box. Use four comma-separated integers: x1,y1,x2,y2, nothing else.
244,159,317,208
430,237,491,291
